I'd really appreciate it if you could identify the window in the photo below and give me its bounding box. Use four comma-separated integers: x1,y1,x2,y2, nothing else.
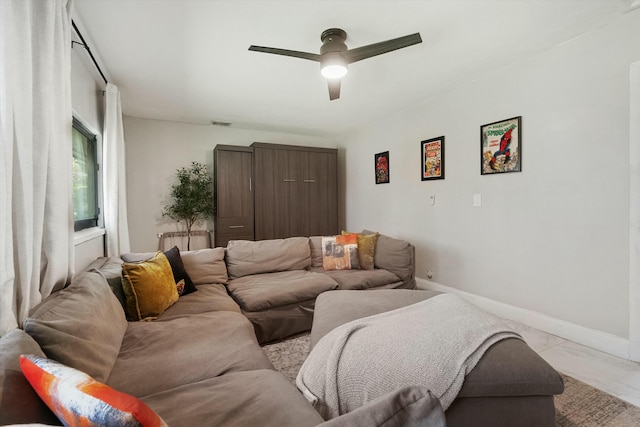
72,118,99,231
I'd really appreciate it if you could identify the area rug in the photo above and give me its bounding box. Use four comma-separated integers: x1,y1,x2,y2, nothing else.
262,333,640,427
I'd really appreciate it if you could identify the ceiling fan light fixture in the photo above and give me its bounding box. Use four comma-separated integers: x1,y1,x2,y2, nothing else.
321,64,348,79
320,54,348,79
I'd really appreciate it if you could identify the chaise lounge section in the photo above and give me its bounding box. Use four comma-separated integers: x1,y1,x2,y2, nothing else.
309,289,565,427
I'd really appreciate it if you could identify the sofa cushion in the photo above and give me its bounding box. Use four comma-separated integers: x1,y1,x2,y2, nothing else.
20,355,168,427
322,234,360,270
88,257,127,310
309,236,324,268
23,270,128,383
313,267,402,290
457,338,565,398
226,237,311,279
142,370,324,427
0,329,60,426
180,247,228,285
121,252,179,321
363,230,415,286
227,270,338,311
156,284,241,320
342,230,379,270
107,311,273,397
311,289,440,349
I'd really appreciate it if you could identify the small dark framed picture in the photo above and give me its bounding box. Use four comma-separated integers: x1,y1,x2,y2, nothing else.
421,136,445,181
481,116,522,175
374,151,390,184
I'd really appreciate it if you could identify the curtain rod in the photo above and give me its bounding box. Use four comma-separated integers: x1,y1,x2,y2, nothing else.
71,20,108,85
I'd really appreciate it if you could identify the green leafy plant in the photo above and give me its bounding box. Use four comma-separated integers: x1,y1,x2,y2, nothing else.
162,162,214,250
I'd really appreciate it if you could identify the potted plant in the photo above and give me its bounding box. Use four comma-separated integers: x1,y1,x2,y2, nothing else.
162,161,214,250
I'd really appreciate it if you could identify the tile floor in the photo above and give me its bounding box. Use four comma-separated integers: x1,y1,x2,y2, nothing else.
505,319,640,407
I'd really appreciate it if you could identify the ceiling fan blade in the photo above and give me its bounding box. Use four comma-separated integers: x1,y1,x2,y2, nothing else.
248,45,321,62
344,33,422,64
327,79,341,100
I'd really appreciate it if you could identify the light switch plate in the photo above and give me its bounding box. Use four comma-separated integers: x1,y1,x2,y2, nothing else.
473,193,482,207
429,194,436,205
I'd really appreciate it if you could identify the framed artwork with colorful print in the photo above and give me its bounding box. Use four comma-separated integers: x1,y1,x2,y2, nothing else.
375,151,390,184
481,116,522,175
421,136,444,181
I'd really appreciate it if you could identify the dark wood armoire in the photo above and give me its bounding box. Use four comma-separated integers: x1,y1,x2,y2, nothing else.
213,142,338,246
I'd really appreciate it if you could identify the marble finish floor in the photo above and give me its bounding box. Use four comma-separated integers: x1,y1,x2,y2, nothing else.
505,319,640,407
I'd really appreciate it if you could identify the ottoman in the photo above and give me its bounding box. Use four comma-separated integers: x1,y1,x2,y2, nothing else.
310,289,564,427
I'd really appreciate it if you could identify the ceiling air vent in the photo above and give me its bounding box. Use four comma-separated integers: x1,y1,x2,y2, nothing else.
211,120,232,127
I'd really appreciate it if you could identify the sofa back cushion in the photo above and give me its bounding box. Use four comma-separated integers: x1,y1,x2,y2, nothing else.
87,256,126,310
23,270,128,383
181,247,228,285
309,236,324,268
362,230,415,286
226,237,311,279
0,329,60,425
122,247,228,286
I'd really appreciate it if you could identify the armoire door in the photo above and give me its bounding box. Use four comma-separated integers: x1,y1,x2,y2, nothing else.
288,149,310,237
253,143,338,240
305,150,338,236
254,146,290,240
213,146,254,247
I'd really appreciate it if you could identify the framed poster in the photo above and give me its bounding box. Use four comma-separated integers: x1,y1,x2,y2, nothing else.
374,151,390,184
421,136,445,181
481,116,521,175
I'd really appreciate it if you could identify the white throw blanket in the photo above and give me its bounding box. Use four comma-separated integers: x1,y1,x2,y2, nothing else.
296,293,522,419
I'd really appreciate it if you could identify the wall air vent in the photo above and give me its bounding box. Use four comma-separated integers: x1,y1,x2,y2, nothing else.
211,120,232,126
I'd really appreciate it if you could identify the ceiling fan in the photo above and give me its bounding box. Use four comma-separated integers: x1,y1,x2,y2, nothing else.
249,28,422,100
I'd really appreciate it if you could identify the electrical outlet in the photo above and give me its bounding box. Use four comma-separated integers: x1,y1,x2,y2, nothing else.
427,270,433,279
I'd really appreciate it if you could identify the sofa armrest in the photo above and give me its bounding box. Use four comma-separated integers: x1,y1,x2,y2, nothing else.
362,230,416,288
317,386,445,427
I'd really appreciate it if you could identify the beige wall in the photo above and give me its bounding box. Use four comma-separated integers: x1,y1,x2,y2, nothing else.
122,117,336,252
340,10,640,341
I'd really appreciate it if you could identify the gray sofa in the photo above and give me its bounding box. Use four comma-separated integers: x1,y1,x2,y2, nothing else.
225,234,416,343
1,233,436,427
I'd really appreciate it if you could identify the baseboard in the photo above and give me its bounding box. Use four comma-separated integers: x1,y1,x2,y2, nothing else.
416,278,630,360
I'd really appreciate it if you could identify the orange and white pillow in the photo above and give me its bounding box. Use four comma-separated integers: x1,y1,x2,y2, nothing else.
20,354,167,427
322,233,360,271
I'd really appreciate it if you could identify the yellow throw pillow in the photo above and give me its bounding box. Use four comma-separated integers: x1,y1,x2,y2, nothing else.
121,252,179,321
342,230,379,270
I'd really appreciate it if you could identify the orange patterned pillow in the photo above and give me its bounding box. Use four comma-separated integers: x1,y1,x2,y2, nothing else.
322,233,360,271
342,231,379,270
20,354,167,427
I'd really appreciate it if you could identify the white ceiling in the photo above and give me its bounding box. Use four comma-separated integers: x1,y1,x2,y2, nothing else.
73,0,633,137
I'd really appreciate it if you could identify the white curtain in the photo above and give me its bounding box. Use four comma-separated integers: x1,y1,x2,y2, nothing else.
0,0,75,336
103,83,131,256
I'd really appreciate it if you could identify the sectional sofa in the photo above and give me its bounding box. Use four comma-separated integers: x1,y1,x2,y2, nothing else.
0,232,563,427
1,233,439,427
